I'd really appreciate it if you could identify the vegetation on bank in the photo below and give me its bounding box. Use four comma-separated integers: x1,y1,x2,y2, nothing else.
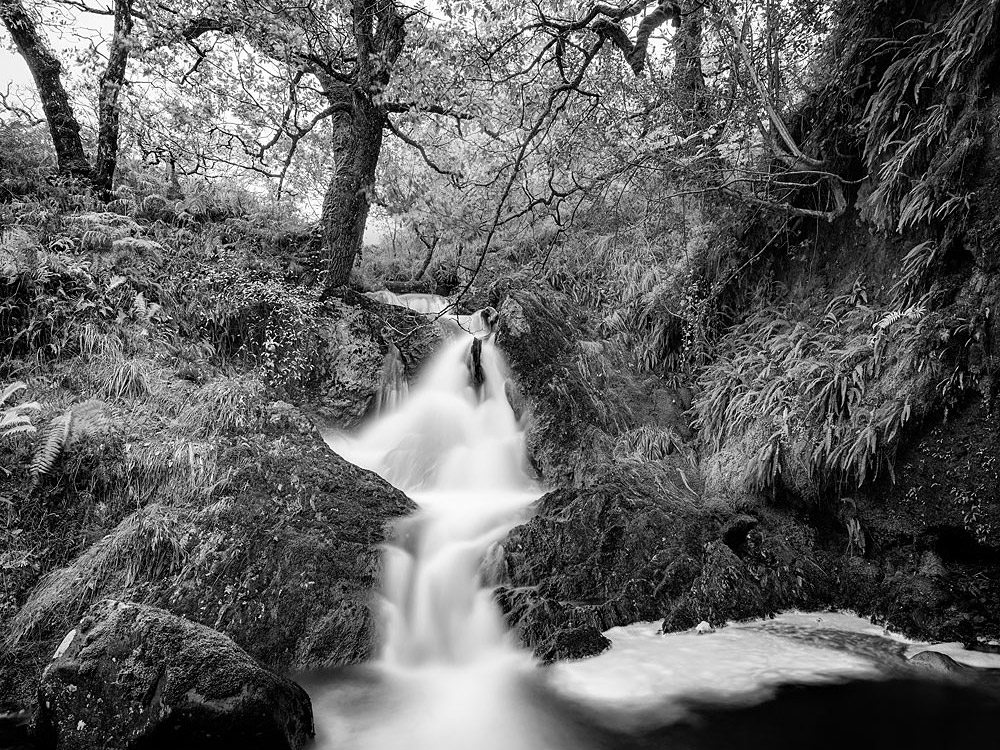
0,131,408,674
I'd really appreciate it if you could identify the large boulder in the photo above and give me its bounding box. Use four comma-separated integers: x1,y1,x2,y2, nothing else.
4,424,414,707
35,600,312,750
491,473,709,657
490,278,612,485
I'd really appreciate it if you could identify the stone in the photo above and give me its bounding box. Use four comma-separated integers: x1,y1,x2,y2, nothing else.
6,431,415,707
35,600,313,750
495,478,708,654
908,650,968,675
536,626,611,663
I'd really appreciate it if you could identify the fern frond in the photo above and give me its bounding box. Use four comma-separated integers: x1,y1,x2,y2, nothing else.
1,381,27,407
1,382,40,440
31,410,72,482
133,291,147,319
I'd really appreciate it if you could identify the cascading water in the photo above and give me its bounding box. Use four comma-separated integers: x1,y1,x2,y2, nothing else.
314,293,563,750
332,323,539,665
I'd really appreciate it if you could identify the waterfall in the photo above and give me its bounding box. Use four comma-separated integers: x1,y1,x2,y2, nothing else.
327,293,541,662
317,293,561,749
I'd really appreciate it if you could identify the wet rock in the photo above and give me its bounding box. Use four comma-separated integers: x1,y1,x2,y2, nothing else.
661,542,767,631
36,600,313,750
6,429,414,707
304,290,445,427
908,650,968,675
536,626,611,663
721,514,759,555
490,277,611,484
494,478,708,653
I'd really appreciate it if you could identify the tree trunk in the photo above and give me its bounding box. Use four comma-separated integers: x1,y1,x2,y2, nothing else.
94,0,133,194
672,2,707,131
0,0,92,180
320,86,384,287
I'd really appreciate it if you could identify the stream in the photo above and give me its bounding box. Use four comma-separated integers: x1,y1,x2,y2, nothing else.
310,293,1000,750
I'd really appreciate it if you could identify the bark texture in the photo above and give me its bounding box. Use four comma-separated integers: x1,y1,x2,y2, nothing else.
321,85,384,286
672,2,707,129
319,0,405,287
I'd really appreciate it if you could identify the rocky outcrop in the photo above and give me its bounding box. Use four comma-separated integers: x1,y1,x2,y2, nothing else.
492,475,709,658
534,626,611,663
35,600,312,750
4,422,414,707
305,289,445,426
491,278,609,485
827,397,1000,645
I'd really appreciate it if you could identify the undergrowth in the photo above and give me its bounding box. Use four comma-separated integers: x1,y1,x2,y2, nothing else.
695,279,985,497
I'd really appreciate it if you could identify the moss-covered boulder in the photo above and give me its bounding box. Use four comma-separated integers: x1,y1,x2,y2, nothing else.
300,290,445,427
490,277,611,485
3,424,414,707
36,600,313,750
492,476,709,656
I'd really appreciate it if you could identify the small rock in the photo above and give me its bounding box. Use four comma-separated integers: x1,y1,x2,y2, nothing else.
536,625,612,663
695,621,715,635
908,650,967,674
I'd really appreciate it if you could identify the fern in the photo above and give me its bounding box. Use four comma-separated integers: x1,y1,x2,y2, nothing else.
81,229,113,252
1,381,40,440
31,410,72,482
862,0,998,232
29,400,112,484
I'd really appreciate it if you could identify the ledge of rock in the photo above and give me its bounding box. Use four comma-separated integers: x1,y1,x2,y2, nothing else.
35,600,313,750
492,475,709,656
304,289,445,427
490,278,611,485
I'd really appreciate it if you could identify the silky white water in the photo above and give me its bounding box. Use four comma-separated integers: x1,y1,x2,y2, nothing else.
318,293,553,750
311,293,996,750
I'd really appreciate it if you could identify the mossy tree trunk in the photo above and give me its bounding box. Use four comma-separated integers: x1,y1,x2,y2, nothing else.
94,0,134,194
672,2,707,132
318,0,405,287
1,0,134,192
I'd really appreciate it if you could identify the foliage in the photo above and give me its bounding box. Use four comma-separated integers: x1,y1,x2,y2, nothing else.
1,381,39,442
861,0,999,233
693,277,987,496
5,505,189,648
0,122,56,200
30,400,112,486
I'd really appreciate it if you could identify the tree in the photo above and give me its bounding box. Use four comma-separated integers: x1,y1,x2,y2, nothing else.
127,0,442,285
0,0,92,180
0,0,136,191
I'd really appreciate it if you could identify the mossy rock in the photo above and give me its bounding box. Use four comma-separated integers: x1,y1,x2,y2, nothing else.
4,428,414,707
36,600,313,750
